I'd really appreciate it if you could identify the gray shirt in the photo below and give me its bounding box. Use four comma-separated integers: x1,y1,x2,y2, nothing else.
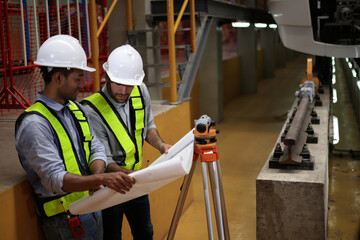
15,92,107,198
82,83,156,166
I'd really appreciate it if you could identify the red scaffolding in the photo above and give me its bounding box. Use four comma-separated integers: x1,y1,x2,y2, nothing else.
0,0,108,116
0,1,30,109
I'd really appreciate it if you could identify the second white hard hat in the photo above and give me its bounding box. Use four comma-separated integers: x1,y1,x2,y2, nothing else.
103,45,145,86
34,34,95,72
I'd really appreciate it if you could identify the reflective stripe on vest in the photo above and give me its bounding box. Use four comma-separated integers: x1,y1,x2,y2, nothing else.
68,101,93,162
129,86,145,170
23,100,91,217
82,86,145,170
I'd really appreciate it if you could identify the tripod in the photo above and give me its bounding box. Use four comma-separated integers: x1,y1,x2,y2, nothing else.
167,115,230,240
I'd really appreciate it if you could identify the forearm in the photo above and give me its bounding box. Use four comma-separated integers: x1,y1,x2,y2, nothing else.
146,128,165,151
106,162,133,174
89,159,106,174
62,172,105,193
62,160,106,192
146,128,172,154
62,161,132,193
62,170,135,194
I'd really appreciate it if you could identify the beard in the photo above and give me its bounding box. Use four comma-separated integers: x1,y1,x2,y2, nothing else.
113,93,130,103
61,87,80,102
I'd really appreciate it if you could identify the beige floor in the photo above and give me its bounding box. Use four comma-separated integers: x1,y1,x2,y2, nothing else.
169,55,360,240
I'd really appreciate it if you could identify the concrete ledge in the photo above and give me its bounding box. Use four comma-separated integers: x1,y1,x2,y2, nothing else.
0,114,27,191
256,86,330,240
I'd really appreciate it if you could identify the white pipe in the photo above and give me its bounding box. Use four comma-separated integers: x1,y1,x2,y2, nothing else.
56,0,61,34
76,0,82,44
20,0,27,66
67,0,72,35
33,0,40,52
85,0,91,57
333,116,339,145
45,0,50,38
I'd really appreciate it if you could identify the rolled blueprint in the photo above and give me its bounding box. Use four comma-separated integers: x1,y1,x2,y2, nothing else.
151,128,194,165
69,129,194,215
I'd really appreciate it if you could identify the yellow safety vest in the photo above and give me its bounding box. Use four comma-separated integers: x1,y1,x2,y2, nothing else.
16,100,93,217
82,86,145,170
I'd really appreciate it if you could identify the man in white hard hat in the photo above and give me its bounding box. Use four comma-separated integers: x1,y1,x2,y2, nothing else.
15,35,135,240
82,45,172,239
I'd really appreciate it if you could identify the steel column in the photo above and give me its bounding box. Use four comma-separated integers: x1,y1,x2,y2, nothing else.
89,0,100,92
167,0,177,104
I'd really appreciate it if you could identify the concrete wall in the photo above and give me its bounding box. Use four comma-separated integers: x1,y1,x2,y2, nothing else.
107,0,128,51
237,26,258,94
198,21,224,122
223,57,242,104
0,181,45,240
257,50,264,82
260,28,276,79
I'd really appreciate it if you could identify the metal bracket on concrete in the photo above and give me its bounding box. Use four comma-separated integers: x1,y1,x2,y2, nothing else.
311,108,320,124
282,123,319,144
273,97,318,170
315,93,323,106
269,143,315,170
281,104,319,144
306,123,318,144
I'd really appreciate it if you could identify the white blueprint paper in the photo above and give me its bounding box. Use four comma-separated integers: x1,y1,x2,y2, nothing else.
69,129,194,215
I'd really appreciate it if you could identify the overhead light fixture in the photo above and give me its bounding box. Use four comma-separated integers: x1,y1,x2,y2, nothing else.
332,74,336,84
231,21,250,28
269,24,277,29
352,69,357,78
255,23,267,28
357,80,360,90
333,116,339,145
332,88,337,103
348,61,353,68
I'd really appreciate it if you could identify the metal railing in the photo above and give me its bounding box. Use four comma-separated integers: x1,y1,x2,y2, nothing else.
167,0,196,104
89,0,197,101
89,0,133,92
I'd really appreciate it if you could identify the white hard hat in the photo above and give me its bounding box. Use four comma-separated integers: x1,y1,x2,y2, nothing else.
34,35,95,72
103,45,145,86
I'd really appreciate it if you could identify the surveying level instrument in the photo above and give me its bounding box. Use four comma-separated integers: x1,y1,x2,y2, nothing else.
167,115,230,240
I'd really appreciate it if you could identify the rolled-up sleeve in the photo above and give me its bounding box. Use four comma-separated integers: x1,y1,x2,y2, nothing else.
88,135,108,166
83,104,115,165
81,105,107,166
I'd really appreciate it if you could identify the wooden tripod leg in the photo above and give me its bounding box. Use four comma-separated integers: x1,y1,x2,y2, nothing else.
167,159,198,240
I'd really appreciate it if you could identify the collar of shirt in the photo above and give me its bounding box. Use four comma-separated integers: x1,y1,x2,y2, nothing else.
37,91,69,112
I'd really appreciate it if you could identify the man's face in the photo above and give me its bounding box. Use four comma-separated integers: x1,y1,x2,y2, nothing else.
58,69,84,102
108,80,134,103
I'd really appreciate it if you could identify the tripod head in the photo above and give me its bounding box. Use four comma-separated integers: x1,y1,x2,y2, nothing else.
169,116,229,240
194,115,218,146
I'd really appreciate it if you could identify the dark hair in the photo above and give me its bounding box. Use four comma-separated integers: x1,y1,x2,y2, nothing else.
40,67,74,85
